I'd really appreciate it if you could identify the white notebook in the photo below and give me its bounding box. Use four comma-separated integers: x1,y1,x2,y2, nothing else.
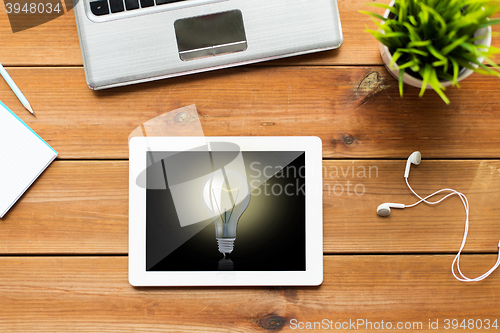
0,101,58,218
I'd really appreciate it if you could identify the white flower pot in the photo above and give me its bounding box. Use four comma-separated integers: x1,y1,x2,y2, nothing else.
379,1,492,89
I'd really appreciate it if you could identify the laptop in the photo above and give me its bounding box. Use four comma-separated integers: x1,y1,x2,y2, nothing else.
73,0,343,90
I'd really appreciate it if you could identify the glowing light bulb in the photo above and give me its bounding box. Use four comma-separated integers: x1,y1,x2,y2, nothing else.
202,169,250,256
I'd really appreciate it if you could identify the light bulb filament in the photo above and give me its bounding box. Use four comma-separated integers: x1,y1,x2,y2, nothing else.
211,188,239,223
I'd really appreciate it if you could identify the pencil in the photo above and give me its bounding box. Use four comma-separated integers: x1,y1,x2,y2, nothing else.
0,62,35,116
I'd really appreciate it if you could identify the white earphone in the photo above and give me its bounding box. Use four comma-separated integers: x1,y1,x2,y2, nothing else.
376,151,422,216
376,203,405,217
377,151,500,282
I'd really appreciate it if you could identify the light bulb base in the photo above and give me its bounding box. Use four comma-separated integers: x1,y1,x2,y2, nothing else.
217,238,235,255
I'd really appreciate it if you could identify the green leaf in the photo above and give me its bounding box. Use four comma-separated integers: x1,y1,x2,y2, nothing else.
482,59,500,78
484,56,500,70
399,69,404,97
389,50,400,64
426,44,447,61
452,57,478,71
408,40,432,47
403,22,422,41
384,32,410,38
479,18,500,28
419,3,447,37
399,0,407,23
359,11,387,22
436,72,455,82
398,48,429,57
418,8,429,28
419,64,431,97
408,15,418,26
443,30,457,45
370,17,387,31
432,59,448,68
428,72,450,105
441,35,469,55
460,42,481,57
411,64,420,72
390,51,404,69
367,3,399,16
398,60,417,70
449,57,461,87
430,84,450,104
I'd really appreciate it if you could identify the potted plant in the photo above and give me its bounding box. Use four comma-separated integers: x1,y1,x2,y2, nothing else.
362,0,500,104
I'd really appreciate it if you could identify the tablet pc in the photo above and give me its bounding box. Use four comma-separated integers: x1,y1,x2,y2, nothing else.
129,137,322,286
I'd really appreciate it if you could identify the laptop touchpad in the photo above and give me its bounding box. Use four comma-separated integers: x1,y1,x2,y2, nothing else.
174,10,247,61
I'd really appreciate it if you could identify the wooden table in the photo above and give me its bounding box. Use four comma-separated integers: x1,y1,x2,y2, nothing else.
2,1,500,332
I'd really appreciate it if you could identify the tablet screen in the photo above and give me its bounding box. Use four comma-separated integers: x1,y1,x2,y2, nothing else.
145,151,306,272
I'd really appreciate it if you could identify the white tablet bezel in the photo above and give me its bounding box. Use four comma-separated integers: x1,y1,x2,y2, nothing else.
129,136,322,286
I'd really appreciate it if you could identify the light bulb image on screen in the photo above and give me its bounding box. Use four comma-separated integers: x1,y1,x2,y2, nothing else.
146,151,306,272
202,169,250,257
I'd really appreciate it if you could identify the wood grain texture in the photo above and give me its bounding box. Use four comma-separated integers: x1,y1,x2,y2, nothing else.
2,160,500,255
0,161,127,254
1,67,500,159
1,256,499,332
1,0,499,329
0,7,81,66
0,0,498,66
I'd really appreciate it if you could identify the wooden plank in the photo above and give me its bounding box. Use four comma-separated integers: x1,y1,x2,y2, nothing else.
2,67,500,159
325,160,500,254
2,160,500,255
0,255,499,332
0,161,127,254
0,8,82,66
0,0,498,66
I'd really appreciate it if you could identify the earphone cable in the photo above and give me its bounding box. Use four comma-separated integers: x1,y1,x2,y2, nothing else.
405,178,500,282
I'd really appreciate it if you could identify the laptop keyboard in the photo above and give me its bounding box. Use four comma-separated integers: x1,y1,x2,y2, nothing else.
90,0,187,15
